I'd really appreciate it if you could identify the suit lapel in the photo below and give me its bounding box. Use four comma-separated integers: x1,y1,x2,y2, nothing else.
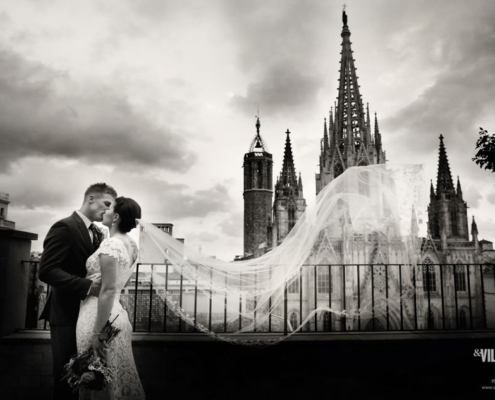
71,211,93,254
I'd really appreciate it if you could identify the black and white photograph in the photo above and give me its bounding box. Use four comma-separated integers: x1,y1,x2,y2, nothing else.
0,0,494,399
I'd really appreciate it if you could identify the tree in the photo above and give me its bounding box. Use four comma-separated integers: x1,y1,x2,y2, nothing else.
472,127,495,173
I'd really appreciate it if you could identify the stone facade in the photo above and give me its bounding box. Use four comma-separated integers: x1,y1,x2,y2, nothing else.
0,191,15,230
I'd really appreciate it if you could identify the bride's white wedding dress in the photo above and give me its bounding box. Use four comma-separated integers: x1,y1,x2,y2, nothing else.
76,237,145,400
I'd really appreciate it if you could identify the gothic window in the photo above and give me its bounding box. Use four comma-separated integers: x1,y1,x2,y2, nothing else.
455,264,467,292
450,204,458,236
317,266,330,294
257,162,263,189
289,312,298,330
288,205,296,232
323,312,331,331
459,309,467,329
288,275,299,294
422,257,437,292
334,163,344,179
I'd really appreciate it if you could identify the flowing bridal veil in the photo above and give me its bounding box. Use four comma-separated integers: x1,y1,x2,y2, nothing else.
137,164,426,345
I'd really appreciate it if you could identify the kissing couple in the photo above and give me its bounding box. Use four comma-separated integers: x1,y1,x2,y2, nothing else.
39,183,146,399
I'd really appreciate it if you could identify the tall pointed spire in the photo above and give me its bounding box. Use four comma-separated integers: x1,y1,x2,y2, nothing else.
280,129,297,187
430,179,435,201
457,176,463,199
335,8,367,157
436,134,455,197
366,103,371,144
374,113,382,163
323,118,329,152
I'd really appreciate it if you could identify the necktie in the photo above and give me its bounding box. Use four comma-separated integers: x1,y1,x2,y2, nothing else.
89,224,101,252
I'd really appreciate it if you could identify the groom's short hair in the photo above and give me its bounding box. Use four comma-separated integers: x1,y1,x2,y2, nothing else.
84,183,117,200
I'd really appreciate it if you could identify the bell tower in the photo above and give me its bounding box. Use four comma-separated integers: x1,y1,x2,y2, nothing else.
243,117,273,257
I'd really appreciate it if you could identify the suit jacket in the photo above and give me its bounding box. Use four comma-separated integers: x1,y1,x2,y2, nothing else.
39,212,102,326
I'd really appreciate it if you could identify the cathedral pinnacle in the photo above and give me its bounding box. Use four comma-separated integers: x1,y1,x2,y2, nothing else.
323,118,329,151
472,216,479,236
279,129,298,189
436,135,455,197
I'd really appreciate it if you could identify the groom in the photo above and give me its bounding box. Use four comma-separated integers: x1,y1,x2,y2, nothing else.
39,183,117,400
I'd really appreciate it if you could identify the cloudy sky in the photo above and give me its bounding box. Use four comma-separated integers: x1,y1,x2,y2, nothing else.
1,0,494,260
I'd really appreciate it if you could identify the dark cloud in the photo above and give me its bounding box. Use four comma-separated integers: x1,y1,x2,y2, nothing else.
216,212,243,238
220,0,333,117
384,2,495,161
165,184,231,219
0,47,196,171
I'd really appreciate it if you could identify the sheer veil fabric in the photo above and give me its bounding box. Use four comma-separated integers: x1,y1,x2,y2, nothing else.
137,164,426,345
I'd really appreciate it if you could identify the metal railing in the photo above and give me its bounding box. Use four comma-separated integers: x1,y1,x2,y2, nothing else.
24,261,494,333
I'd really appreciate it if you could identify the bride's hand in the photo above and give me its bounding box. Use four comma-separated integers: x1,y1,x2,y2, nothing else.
92,335,109,360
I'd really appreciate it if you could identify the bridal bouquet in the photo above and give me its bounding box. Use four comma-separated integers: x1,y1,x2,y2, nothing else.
62,315,121,392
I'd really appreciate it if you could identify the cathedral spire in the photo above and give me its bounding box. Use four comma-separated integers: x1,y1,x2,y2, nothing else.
374,113,382,163
457,176,463,200
430,179,435,201
323,118,329,152
436,134,455,197
335,8,367,157
280,129,298,188
366,103,371,143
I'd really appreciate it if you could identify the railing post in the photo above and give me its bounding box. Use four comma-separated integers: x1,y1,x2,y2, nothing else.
133,263,139,331
479,264,487,329
284,279,288,336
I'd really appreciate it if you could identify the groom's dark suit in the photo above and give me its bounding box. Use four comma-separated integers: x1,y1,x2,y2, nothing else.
39,211,102,400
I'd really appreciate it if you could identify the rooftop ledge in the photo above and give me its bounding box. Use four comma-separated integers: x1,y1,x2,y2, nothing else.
4,329,495,344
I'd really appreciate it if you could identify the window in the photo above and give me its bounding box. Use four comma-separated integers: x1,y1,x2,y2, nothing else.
455,264,467,292
257,162,263,189
450,205,458,236
0,208,3,217
288,206,296,232
289,312,298,330
422,257,436,292
287,275,299,294
317,266,330,294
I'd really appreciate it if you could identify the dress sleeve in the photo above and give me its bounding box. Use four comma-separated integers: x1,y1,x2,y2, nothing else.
98,238,124,260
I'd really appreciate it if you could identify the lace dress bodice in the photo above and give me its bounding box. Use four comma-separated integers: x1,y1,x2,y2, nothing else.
85,237,133,298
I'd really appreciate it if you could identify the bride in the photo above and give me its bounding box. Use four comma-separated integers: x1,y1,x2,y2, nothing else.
76,196,146,399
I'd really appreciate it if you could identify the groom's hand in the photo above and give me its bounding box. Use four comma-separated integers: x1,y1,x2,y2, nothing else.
88,278,102,297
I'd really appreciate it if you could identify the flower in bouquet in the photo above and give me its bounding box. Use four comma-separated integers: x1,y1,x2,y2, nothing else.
62,315,122,392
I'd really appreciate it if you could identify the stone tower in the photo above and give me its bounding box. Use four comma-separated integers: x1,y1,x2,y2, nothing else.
315,10,386,195
243,117,273,257
427,135,470,244
273,130,306,246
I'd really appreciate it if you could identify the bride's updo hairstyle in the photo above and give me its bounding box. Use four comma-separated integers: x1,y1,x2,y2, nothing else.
114,197,141,233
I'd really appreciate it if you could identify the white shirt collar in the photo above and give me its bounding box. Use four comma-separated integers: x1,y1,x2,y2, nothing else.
76,210,92,229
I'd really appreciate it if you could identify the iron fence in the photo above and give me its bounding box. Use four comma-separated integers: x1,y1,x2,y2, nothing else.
23,261,494,333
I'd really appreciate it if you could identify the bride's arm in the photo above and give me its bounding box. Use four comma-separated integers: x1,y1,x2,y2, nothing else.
92,253,118,357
